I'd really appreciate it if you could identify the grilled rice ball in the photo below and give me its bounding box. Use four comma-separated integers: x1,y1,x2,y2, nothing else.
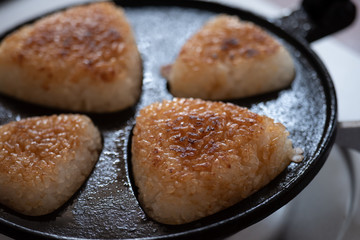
0,114,102,216
162,15,295,100
131,98,302,224
0,2,142,112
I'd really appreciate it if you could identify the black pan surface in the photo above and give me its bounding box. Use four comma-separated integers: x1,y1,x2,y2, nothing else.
0,0,337,239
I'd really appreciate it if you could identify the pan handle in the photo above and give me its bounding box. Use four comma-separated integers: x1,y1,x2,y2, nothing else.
274,0,356,42
336,121,360,152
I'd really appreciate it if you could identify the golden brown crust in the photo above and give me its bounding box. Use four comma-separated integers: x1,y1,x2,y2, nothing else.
177,15,280,68
0,115,89,182
0,114,102,216
2,2,132,84
163,15,294,101
132,98,297,224
0,2,141,112
133,98,286,181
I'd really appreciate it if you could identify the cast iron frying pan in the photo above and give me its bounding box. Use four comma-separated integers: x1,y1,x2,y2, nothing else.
0,0,354,239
